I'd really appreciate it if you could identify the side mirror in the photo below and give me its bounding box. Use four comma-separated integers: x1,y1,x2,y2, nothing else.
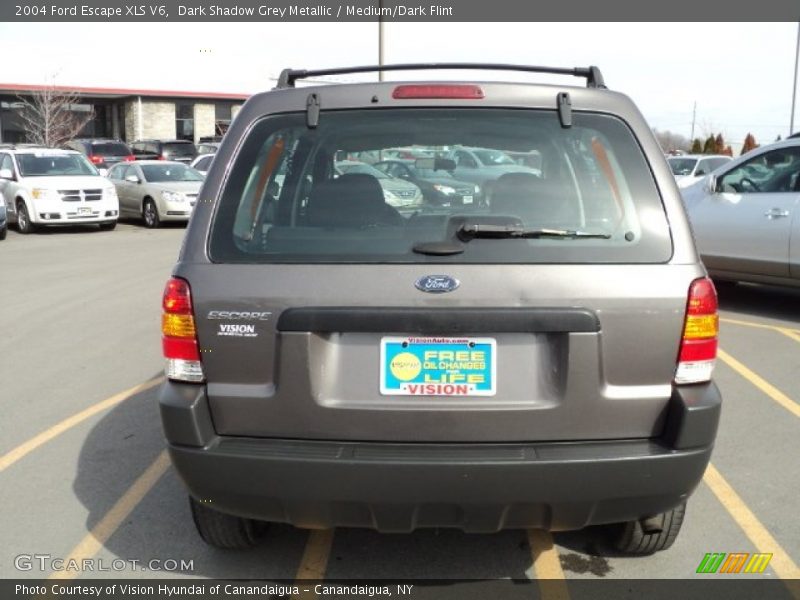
0,168,13,180
125,174,140,184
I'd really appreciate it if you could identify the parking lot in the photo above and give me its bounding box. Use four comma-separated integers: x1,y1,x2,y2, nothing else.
1,222,798,597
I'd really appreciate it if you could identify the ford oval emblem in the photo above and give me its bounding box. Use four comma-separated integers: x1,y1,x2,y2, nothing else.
415,275,460,294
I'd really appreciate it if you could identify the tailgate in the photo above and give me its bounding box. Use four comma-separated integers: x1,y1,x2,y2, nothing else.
185,263,698,443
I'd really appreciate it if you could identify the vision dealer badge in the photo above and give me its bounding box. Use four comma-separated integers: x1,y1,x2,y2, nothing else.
218,323,258,338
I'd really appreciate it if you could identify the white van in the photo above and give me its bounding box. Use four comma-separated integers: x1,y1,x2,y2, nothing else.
0,146,119,233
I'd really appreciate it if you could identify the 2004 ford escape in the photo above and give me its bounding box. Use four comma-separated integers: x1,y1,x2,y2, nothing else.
158,64,722,554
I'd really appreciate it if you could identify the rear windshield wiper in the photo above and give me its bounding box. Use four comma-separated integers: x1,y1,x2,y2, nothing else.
457,223,611,241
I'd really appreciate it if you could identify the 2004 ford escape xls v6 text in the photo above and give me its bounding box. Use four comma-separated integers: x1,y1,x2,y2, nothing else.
158,64,722,554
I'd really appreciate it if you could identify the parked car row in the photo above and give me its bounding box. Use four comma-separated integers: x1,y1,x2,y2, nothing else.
0,143,206,234
327,145,542,213
64,136,222,175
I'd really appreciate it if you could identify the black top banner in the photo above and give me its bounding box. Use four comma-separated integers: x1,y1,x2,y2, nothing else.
3,0,800,22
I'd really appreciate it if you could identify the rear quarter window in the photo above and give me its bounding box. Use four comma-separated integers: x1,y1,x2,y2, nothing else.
209,108,672,264
92,142,131,156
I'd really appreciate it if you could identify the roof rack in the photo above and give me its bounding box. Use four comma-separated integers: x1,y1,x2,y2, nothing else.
275,63,606,90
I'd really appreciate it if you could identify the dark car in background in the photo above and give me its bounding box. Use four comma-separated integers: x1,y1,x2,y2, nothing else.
63,138,134,175
130,140,198,164
374,158,481,207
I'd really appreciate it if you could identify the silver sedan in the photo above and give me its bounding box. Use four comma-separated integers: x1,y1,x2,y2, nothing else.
106,160,204,228
681,138,800,287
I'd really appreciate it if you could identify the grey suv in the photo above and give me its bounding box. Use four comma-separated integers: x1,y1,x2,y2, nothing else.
158,64,722,554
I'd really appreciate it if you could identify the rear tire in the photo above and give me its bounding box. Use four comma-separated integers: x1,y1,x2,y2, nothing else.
189,496,267,549
16,201,36,234
143,198,161,229
606,501,686,555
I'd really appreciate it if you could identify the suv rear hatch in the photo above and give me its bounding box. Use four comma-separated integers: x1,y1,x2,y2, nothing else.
181,92,700,443
89,141,132,169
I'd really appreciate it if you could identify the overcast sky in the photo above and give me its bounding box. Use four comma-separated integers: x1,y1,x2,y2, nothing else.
1,22,798,149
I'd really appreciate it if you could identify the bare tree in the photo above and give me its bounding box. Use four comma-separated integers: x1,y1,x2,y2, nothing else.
652,128,690,154
17,84,94,147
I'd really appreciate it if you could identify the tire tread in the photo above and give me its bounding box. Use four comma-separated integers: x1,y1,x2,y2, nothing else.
610,501,686,555
189,497,266,550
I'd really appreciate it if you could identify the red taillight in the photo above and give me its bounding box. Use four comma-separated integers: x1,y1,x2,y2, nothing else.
124,155,135,162
158,154,167,160
163,278,193,314
675,278,718,384
162,337,201,361
392,84,484,99
88,155,103,164
162,277,204,382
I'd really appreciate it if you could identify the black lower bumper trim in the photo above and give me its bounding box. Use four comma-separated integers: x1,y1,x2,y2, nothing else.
168,437,710,532
160,381,721,532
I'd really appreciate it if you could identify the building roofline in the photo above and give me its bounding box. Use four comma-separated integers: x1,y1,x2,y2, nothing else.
0,82,249,101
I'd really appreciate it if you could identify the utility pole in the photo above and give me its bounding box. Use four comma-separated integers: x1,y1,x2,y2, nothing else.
690,101,697,142
791,22,800,135
378,0,384,81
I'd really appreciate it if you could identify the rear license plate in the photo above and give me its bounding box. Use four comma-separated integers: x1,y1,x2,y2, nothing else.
78,207,91,215
380,336,496,396
462,195,474,204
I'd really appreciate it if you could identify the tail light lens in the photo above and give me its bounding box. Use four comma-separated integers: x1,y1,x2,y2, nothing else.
158,154,167,160
162,277,205,382
675,278,718,384
124,155,135,162
88,155,103,164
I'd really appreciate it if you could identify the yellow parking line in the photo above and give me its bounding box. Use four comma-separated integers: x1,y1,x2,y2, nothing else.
291,529,335,599
0,377,164,472
48,450,171,580
720,317,800,341
717,349,800,418
777,328,800,344
704,463,800,594
527,529,570,600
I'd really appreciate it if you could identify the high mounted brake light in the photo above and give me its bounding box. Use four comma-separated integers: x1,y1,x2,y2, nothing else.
162,277,205,383
392,84,484,100
675,278,718,384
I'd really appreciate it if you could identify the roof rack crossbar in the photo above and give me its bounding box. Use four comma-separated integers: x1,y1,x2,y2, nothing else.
276,63,606,90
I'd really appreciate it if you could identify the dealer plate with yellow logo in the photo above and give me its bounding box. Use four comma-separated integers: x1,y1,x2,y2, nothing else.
380,336,496,396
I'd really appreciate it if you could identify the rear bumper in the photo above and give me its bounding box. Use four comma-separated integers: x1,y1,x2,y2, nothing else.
160,382,721,533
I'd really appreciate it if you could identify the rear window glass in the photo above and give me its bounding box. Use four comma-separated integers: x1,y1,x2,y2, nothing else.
210,108,671,264
163,142,196,156
91,142,131,156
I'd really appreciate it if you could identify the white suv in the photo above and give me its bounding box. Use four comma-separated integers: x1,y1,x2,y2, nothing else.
0,146,119,233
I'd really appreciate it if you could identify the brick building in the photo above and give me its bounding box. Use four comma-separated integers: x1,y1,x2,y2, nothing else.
0,83,248,144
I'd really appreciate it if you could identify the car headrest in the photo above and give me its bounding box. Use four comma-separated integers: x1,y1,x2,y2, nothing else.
306,173,403,228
